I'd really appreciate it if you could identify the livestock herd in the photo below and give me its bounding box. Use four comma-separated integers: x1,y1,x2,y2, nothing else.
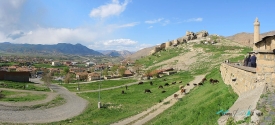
121,77,220,99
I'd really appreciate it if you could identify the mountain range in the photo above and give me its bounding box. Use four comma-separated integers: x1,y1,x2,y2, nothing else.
0,42,103,56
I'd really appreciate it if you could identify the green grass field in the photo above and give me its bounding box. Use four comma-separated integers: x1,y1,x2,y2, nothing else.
49,71,194,125
0,81,50,91
61,79,137,92
0,90,47,102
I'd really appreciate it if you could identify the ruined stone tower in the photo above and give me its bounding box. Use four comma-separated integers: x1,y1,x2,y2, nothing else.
253,17,260,51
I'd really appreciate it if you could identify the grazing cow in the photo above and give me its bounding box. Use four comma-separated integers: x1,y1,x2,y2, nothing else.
144,89,152,93
179,85,184,89
187,83,190,86
164,83,169,86
171,81,176,85
161,90,166,93
209,78,214,83
198,82,203,86
163,79,166,81
121,90,125,94
158,85,164,89
138,81,144,85
179,81,182,83
193,83,197,86
174,94,179,99
180,88,186,95
150,81,153,86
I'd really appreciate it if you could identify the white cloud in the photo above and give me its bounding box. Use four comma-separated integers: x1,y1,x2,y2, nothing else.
89,0,130,18
4,27,101,45
162,19,170,26
88,39,152,51
0,0,25,32
116,22,139,28
184,18,203,22
145,18,164,24
104,39,137,46
148,26,153,29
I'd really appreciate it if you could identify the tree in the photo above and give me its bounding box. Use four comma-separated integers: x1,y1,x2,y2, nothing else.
63,67,69,74
118,67,126,76
42,72,52,88
103,68,108,76
110,65,118,75
64,73,72,84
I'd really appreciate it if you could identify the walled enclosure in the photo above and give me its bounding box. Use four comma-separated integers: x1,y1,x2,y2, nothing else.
220,63,257,95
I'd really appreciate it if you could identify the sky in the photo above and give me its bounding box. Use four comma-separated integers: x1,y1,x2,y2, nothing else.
0,0,275,51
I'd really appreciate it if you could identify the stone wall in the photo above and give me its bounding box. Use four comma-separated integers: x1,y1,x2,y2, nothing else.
220,63,257,95
256,53,275,87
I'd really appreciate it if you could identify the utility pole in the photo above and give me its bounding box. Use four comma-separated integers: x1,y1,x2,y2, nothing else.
98,69,102,109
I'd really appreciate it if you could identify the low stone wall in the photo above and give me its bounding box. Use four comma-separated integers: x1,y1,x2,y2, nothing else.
220,63,257,95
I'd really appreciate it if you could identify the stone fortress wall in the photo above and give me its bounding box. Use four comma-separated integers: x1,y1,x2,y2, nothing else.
149,30,209,55
220,63,257,95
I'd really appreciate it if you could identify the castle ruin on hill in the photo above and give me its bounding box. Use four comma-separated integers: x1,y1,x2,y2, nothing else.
149,30,209,55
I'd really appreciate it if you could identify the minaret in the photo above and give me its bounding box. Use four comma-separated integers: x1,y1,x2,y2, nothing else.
253,17,260,51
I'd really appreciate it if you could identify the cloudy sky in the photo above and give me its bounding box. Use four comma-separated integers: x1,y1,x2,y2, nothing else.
0,0,275,51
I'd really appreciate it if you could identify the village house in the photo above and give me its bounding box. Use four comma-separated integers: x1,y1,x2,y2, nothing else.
52,61,61,66
88,72,101,81
75,72,88,81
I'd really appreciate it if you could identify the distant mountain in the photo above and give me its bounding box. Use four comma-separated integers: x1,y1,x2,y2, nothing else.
98,50,133,57
226,30,275,47
0,42,103,56
126,46,155,60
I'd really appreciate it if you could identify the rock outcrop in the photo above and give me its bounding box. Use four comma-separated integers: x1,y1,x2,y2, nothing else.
150,30,209,55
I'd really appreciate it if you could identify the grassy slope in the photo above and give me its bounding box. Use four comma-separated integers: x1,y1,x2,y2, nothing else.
146,68,238,125
61,79,137,92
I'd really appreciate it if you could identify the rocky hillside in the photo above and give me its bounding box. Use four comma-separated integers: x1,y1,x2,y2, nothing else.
0,42,103,56
226,31,275,47
126,46,156,60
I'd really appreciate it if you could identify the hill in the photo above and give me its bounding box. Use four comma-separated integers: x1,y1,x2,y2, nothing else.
126,46,156,60
0,42,103,56
226,30,275,47
97,50,133,57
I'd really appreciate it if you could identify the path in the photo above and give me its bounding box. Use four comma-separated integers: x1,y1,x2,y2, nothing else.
0,81,88,123
218,84,265,125
76,81,145,94
111,75,206,125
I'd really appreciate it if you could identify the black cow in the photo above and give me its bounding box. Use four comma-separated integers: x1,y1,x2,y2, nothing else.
158,85,164,89
164,83,169,86
144,89,152,93
150,81,153,86
138,81,144,85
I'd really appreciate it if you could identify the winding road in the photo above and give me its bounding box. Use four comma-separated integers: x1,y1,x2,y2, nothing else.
0,80,88,123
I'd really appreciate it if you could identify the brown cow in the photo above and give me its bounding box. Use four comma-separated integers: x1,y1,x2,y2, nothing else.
181,88,186,95
144,89,152,93
171,81,176,85
174,94,179,99
158,85,164,89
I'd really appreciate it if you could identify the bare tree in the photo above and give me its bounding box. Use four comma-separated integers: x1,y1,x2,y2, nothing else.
64,73,72,84
42,72,52,88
